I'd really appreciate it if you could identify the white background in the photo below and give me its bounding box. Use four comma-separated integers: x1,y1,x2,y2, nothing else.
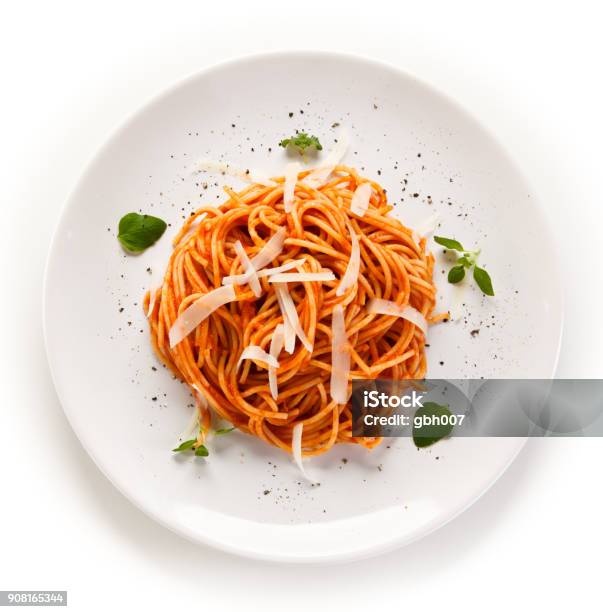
1,0,602,609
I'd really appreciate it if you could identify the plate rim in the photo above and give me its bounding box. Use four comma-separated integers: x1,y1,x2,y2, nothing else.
43,50,564,563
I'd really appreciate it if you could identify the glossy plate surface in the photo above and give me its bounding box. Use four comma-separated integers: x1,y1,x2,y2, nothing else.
44,52,563,562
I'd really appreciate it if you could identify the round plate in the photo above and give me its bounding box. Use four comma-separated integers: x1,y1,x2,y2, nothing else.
44,52,563,562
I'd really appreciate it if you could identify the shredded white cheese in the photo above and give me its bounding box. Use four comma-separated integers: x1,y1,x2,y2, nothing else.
350,182,372,216
336,232,360,296
234,241,262,297
292,422,319,484
180,405,200,441
222,227,287,287
169,284,236,348
268,324,284,400
257,259,306,277
409,213,440,246
367,298,428,334
177,219,202,247
284,162,301,212
196,159,277,187
415,212,440,237
268,271,335,283
275,286,296,354
147,286,159,319
248,227,287,271
145,238,173,319
274,283,312,353
304,130,349,189
237,345,279,371
223,258,306,286
330,304,350,405
191,383,208,409
179,383,207,441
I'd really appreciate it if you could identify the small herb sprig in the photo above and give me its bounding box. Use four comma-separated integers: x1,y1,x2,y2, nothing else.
434,236,494,296
214,427,235,435
171,425,236,456
279,132,322,156
172,439,209,457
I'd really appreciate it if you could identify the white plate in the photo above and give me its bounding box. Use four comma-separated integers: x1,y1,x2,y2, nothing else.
44,52,563,563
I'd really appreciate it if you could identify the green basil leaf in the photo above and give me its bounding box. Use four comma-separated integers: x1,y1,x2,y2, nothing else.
413,402,454,448
473,265,495,296
214,427,235,435
194,444,209,457
172,439,196,452
434,235,464,251
118,212,167,253
456,255,472,268
447,265,466,284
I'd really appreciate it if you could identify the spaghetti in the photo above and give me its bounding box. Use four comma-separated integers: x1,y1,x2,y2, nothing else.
145,165,445,457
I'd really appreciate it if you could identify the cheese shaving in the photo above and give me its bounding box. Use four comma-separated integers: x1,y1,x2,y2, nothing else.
234,241,261,297
169,284,236,348
350,182,372,216
237,345,280,371
147,286,159,319
222,227,287,287
274,283,312,353
179,383,207,440
268,324,284,400
304,130,349,188
330,304,350,404
284,162,301,212
180,405,200,441
336,232,360,296
191,383,208,409
415,212,440,237
248,226,287,271
367,298,428,334
197,159,276,187
223,258,306,286
268,271,335,283
257,259,306,277
145,238,173,318
292,422,318,484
